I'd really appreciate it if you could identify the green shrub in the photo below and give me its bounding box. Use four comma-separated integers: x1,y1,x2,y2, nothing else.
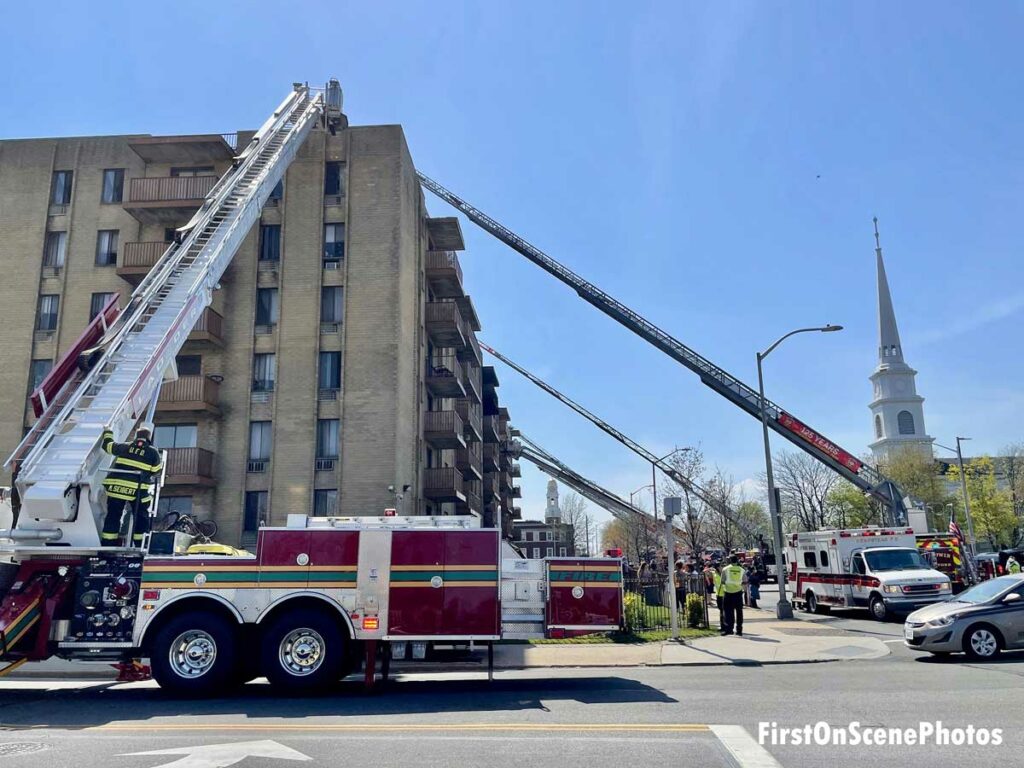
685,592,706,628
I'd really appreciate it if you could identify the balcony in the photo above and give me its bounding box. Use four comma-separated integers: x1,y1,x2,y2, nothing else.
425,217,465,251
425,354,466,398
510,461,522,478
510,484,522,499
157,376,220,414
455,445,483,480
455,294,481,332
483,415,499,443
457,331,483,367
482,471,499,501
423,467,466,503
124,175,218,224
163,447,215,486
454,399,482,443
425,251,464,299
457,489,482,517
424,409,466,450
483,443,499,472
462,361,482,404
189,308,224,346
128,134,235,164
425,301,467,348
118,241,166,282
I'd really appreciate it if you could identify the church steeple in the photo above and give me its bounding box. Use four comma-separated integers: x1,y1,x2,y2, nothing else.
868,218,933,460
875,217,904,365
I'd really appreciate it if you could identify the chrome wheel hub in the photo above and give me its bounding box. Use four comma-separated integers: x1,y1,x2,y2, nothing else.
280,628,325,676
970,629,997,657
169,630,217,678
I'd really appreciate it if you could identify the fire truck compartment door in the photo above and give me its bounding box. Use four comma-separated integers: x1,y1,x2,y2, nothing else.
546,558,622,630
257,530,311,587
388,530,444,635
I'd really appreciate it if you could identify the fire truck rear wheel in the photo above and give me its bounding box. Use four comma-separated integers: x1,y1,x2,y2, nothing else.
260,607,345,692
150,611,238,696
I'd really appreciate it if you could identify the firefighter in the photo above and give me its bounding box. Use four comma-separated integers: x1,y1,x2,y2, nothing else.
1008,556,1022,574
720,555,748,637
100,423,162,547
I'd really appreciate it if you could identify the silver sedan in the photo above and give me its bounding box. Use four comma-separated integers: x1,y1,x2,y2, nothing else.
904,575,1024,659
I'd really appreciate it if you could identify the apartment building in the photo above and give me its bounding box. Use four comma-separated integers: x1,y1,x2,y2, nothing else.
0,110,522,546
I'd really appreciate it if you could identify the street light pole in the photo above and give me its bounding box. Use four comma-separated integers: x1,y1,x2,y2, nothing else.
955,437,977,552
757,324,843,621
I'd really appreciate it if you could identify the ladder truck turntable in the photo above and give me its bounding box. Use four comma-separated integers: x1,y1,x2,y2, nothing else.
0,82,622,694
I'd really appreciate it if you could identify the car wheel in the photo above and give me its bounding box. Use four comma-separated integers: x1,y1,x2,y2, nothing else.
963,625,1001,660
869,595,887,621
149,611,238,696
260,607,345,693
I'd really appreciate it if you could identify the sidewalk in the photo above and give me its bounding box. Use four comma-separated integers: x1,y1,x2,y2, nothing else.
7,609,889,679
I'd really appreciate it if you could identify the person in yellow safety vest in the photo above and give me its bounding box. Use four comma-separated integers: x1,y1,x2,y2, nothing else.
1008,556,1022,574
100,423,162,547
720,555,748,637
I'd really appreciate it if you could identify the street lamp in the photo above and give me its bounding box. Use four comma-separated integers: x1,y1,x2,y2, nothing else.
935,438,977,553
757,324,843,620
630,484,654,509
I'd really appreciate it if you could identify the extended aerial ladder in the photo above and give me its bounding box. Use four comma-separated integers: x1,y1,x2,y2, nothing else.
4,82,344,550
483,342,764,546
418,174,911,525
513,434,655,535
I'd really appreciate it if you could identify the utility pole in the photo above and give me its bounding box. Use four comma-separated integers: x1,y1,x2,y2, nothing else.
664,497,681,640
955,437,977,552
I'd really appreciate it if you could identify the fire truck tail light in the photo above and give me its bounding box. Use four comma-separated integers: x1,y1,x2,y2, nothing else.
142,590,161,601
362,617,379,631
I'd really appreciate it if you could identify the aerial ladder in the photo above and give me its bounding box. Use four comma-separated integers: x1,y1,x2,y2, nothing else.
513,434,655,536
418,174,912,525
3,82,344,550
483,342,765,547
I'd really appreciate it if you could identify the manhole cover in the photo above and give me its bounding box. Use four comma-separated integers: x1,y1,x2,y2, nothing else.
0,743,49,757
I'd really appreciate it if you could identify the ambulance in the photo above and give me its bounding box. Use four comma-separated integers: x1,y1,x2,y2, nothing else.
788,527,951,621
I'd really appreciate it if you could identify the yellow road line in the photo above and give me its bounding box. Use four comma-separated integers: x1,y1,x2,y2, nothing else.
85,723,710,733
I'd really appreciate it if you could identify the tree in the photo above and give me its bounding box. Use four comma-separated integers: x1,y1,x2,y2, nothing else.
826,481,878,529
559,491,594,555
771,451,840,531
733,499,771,546
601,516,648,565
660,447,709,555
1000,444,1024,547
947,456,1016,550
877,446,956,528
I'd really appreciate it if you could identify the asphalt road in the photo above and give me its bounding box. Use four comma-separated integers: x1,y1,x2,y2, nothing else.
1,635,1021,768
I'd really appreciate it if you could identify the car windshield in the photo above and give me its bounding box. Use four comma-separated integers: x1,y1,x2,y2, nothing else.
864,549,928,572
951,576,1020,604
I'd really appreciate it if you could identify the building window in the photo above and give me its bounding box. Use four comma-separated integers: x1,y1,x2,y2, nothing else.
318,351,341,392
259,225,281,262
524,531,533,542
51,171,73,205
531,548,539,559
176,355,202,376
313,489,338,517
248,421,272,464
89,292,116,321
897,410,915,435
323,223,345,263
324,162,345,197
156,496,193,518
43,232,66,268
153,423,197,449
29,359,52,391
252,353,276,392
101,169,124,203
874,414,883,439
559,547,567,556
244,491,268,532
316,419,339,459
321,286,344,324
164,228,177,243
95,230,119,266
255,288,279,327
36,295,59,331
170,166,215,177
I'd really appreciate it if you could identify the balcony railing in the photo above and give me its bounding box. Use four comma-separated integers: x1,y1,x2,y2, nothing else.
425,353,467,398
163,447,215,485
483,443,499,471
454,399,482,442
190,307,224,345
425,250,464,298
483,415,499,443
455,445,483,480
482,471,499,500
129,175,217,203
462,361,482,404
457,490,482,516
457,331,483,367
423,467,465,503
424,409,466,449
425,301,467,349
157,376,220,414
510,461,522,478
118,241,166,280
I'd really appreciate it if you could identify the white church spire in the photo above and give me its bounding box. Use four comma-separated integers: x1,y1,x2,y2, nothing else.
868,218,933,460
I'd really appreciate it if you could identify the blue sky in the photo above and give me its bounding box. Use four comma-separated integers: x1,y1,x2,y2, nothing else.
4,2,1022,531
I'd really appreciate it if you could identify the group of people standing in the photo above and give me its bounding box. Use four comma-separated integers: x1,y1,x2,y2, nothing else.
674,555,764,637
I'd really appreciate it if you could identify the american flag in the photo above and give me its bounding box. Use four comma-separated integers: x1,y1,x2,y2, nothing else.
949,519,965,542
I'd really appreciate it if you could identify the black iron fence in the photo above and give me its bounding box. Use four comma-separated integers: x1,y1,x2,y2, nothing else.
622,572,710,632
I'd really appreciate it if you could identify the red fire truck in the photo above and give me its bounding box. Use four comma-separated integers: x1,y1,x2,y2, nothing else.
0,515,622,694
